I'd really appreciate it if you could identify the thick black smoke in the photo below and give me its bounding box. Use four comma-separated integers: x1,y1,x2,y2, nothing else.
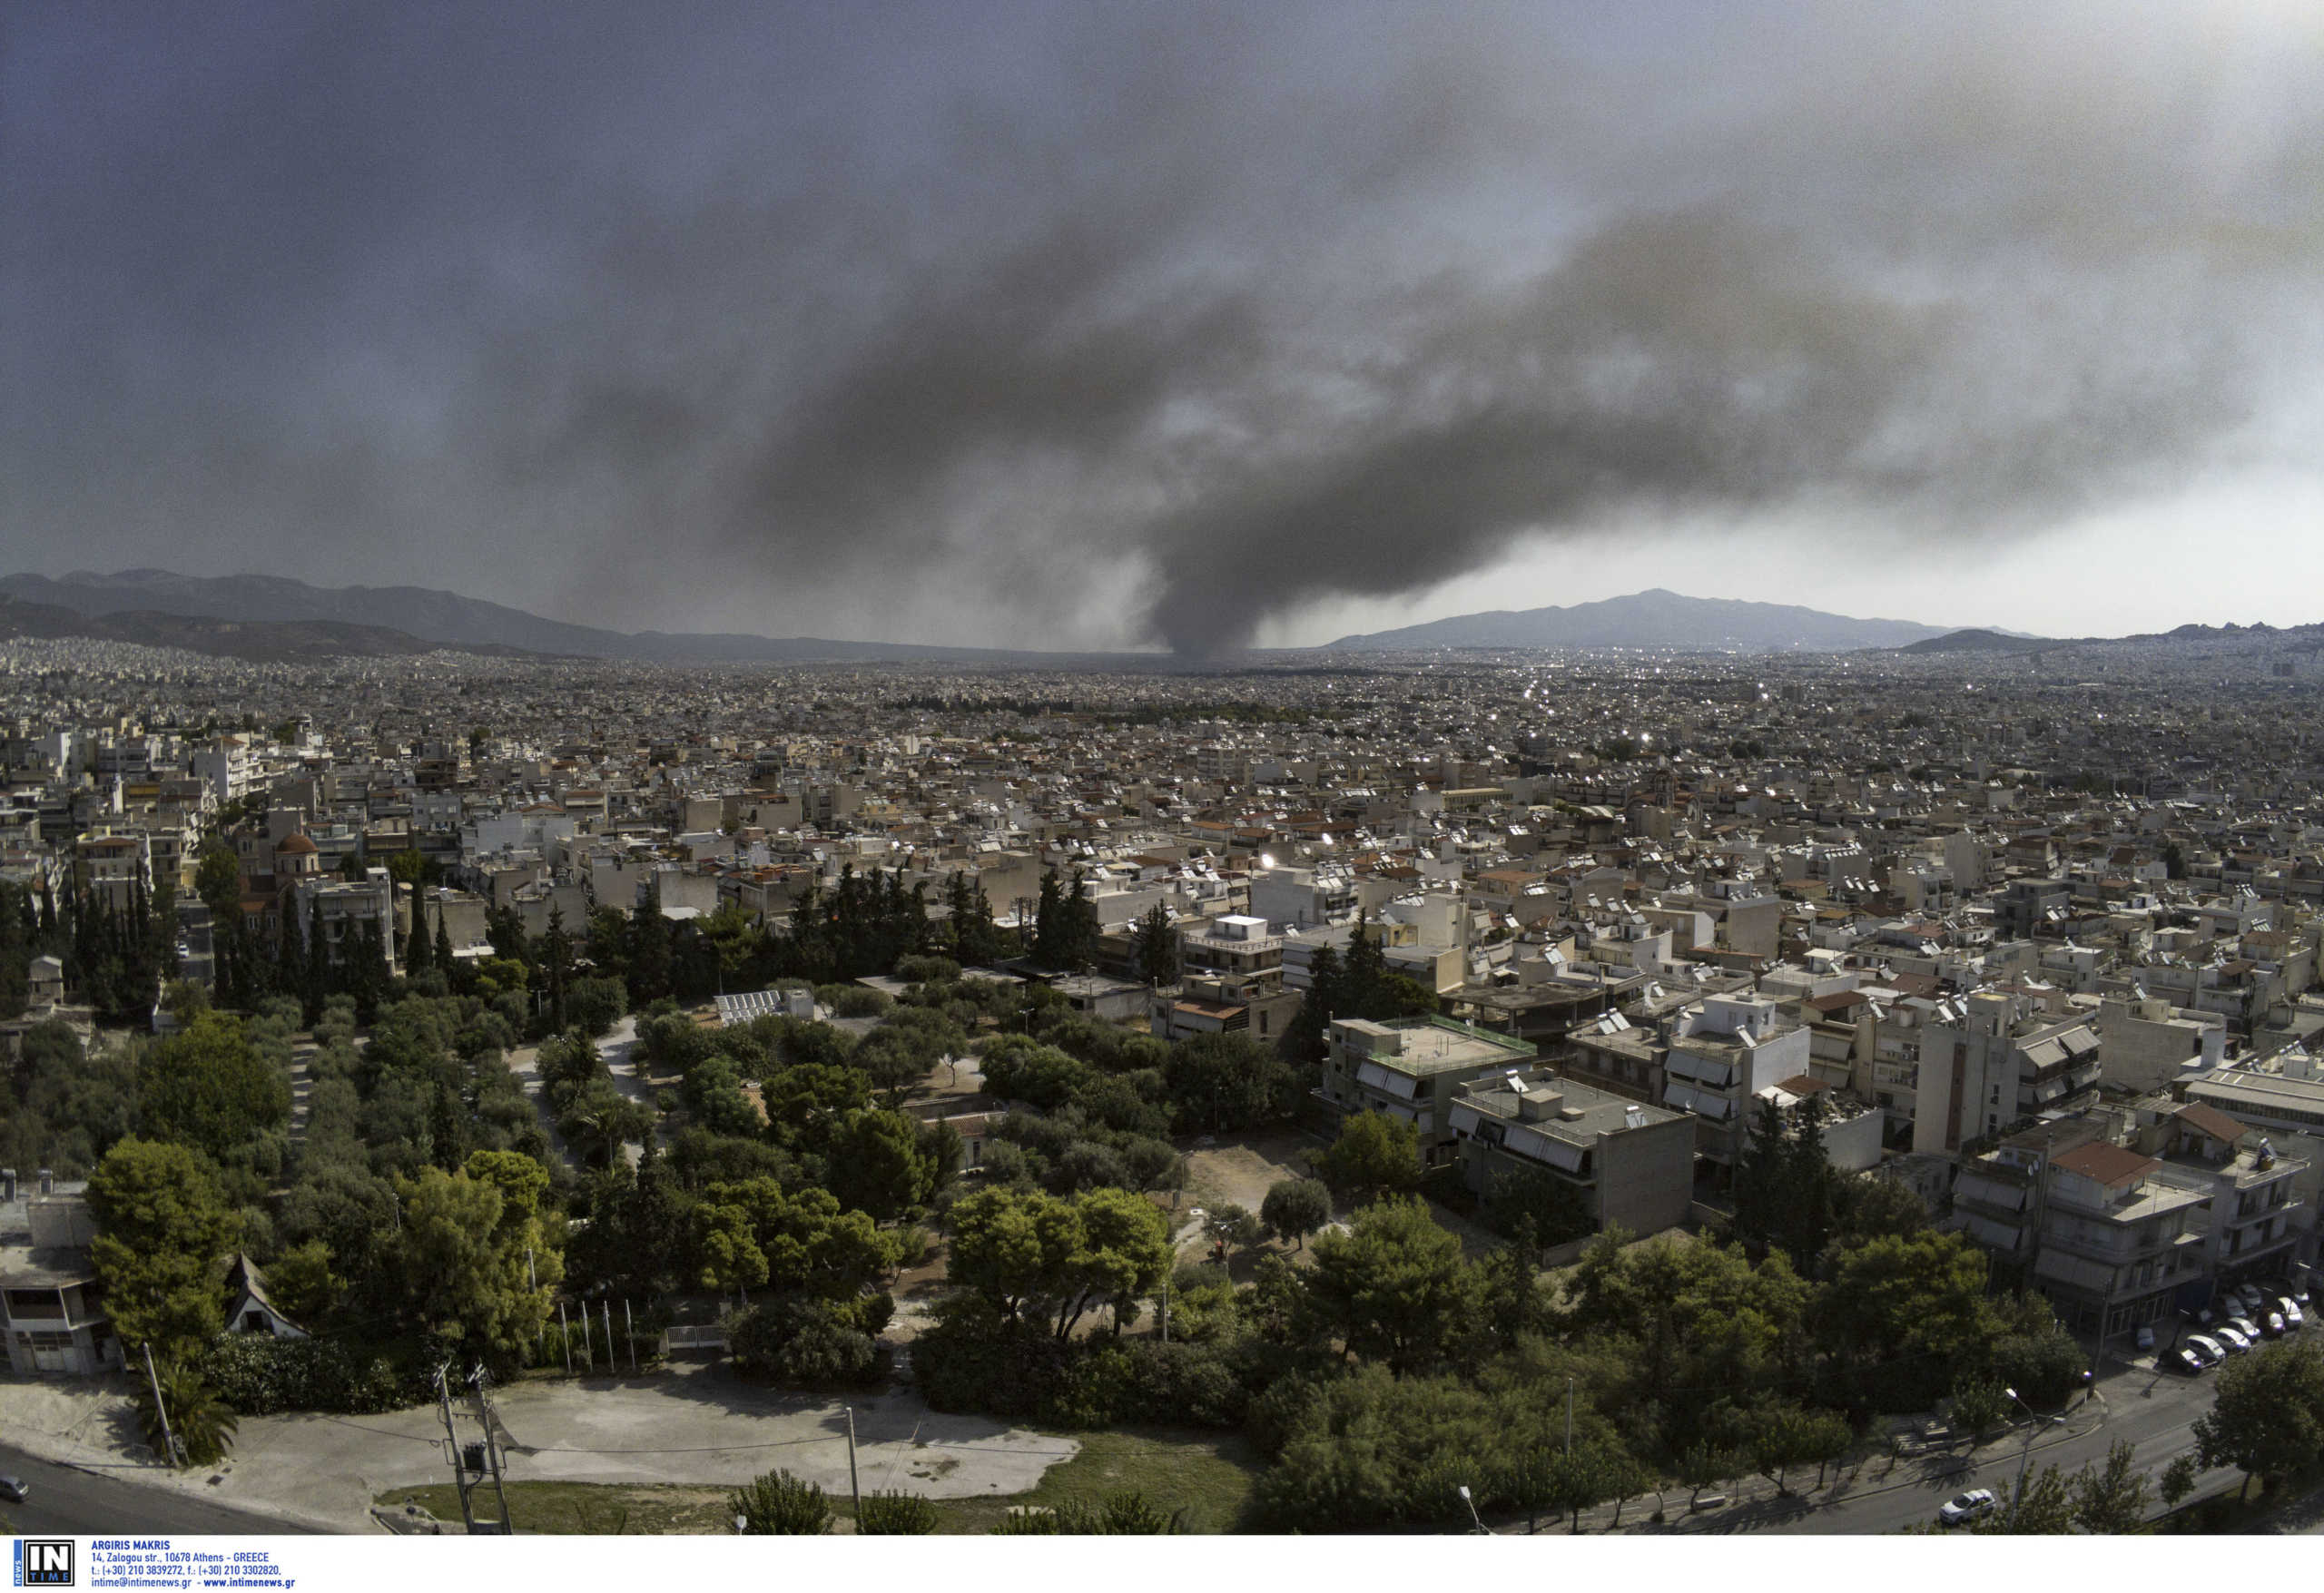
5,1,2321,648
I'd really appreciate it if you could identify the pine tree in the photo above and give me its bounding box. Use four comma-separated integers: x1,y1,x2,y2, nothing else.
433,900,456,980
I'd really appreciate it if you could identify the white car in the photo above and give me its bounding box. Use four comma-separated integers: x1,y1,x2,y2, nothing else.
1938,1489,1997,1528
2213,1324,2253,1354
2185,1334,2227,1366
2134,1325,2156,1351
2278,1297,2305,1330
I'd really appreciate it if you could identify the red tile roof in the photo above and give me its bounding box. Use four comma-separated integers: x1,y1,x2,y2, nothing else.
2052,1141,2158,1189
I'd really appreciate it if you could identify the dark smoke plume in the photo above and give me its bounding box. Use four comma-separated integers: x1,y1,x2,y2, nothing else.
5,1,2322,647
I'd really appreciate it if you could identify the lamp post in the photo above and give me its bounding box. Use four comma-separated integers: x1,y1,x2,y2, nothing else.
1457,1484,1490,1536
2003,1386,2066,1526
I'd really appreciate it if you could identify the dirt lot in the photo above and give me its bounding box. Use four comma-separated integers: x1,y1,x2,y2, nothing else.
1176,1129,1504,1265
1180,1129,1316,1216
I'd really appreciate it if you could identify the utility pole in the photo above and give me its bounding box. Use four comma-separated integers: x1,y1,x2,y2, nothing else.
557,1301,573,1375
142,1342,181,1469
1565,1377,1574,1454
434,1363,478,1532
468,1366,514,1534
603,1300,615,1378
625,1300,638,1375
1160,1268,1169,1343
843,1406,862,1520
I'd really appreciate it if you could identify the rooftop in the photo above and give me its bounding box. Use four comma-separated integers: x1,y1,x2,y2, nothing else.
1334,1015,1537,1075
1454,1066,1685,1148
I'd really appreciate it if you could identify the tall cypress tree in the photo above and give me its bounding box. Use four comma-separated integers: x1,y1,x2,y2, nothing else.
407,895,433,974
1132,901,1179,985
544,906,571,1032
277,899,305,1001
1032,868,1064,969
434,902,456,981
307,897,330,1018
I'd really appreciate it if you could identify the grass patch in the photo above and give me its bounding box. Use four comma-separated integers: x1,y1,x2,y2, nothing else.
377,1427,1261,1536
927,1427,1262,1534
378,1481,738,1535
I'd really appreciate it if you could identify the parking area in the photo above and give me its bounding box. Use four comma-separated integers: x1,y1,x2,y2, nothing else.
2121,1275,2312,1378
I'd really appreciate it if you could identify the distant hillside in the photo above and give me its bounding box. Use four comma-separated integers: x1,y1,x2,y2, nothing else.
1895,627,2053,654
0,570,1068,664
1327,588,1956,652
0,595,535,664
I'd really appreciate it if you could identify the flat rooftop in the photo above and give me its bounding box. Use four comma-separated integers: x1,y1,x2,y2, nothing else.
1459,1069,1685,1146
1336,1017,1536,1075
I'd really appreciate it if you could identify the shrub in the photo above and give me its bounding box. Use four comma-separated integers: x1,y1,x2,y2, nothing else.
1040,1340,1249,1430
198,1333,429,1415
910,1297,1246,1430
909,1299,1073,1421
989,1491,1184,1534
725,1296,889,1389
732,1469,831,1534
856,1490,940,1534
816,984,893,1018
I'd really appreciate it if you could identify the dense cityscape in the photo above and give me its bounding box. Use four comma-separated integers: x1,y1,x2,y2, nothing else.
2,626,2323,1534
12,0,2324,1562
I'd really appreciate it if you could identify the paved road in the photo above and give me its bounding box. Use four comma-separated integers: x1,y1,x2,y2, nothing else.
0,1444,315,1536
1692,1346,2251,1535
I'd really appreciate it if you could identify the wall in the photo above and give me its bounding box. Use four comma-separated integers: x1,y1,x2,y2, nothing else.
1595,1115,1698,1236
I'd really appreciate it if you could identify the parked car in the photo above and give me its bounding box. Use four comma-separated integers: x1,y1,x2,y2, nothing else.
2263,1312,2289,1339
2233,1288,2268,1317
2167,1347,2209,1375
2214,1325,2254,1354
2185,1304,2219,1328
2135,1324,2157,1351
1938,1489,1998,1528
2279,1297,2305,1330
2185,1334,2227,1366
2228,1315,2265,1342
0,1474,25,1504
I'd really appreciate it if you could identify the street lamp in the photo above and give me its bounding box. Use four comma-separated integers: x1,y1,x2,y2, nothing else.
2003,1386,2066,1525
1456,1484,1490,1536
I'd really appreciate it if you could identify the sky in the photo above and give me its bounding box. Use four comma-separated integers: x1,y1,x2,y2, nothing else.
6,0,2324,652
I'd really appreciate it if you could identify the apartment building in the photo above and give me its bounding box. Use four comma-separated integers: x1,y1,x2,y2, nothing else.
1320,1016,1540,1163
1660,993,1810,1175
1180,913,1283,980
0,1177,119,1378
1915,992,2102,1153
1444,1065,1696,1238
1953,1118,2208,1337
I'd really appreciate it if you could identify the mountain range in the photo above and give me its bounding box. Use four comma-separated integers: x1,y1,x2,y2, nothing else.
28,567,2283,664
1325,588,1959,652
0,570,1055,664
